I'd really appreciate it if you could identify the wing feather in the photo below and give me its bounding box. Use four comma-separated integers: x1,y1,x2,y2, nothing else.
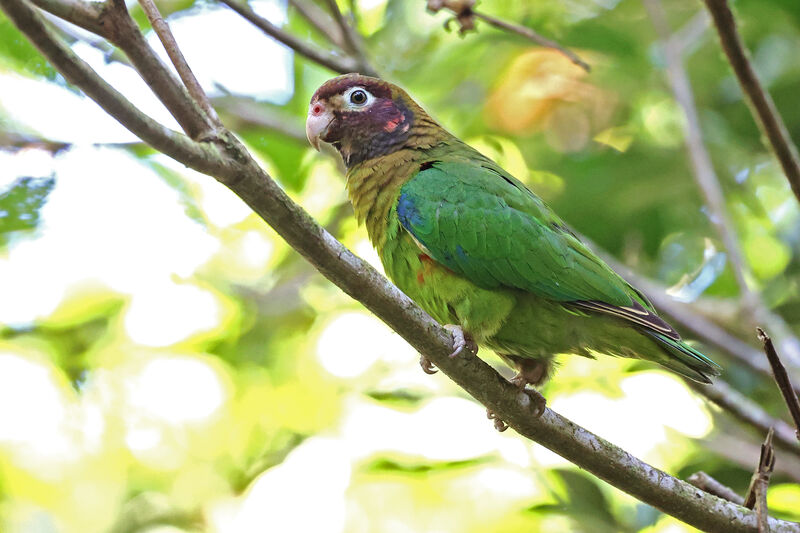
397,160,676,337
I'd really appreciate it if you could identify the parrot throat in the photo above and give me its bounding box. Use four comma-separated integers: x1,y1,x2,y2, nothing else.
335,100,415,169
344,110,455,248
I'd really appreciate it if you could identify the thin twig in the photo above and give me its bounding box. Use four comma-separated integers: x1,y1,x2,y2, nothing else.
668,10,709,56
473,12,590,72
214,96,306,141
688,471,745,505
106,0,213,140
744,429,775,533
644,0,753,309
30,0,211,139
137,0,222,136
289,0,345,49
322,0,376,76
688,379,800,458
758,328,800,441
704,0,800,205
426,0,590,72
217,0,360,74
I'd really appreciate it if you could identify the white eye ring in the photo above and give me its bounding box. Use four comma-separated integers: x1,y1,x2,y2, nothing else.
344,86,374,108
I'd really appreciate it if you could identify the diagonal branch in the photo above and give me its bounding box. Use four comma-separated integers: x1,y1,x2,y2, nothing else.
101,0,217,140
137,0,222,136
584,235,799,386
288,0,346,49
1,0,225,174
29,0,104,35
643,0,800,375
3,0,800,530
688,379,800,458
758,328,800,441
426,0,590,72
217,0,360,74
644,0,753,308
322,0,376,77
688,471,745,505
704,0,800,205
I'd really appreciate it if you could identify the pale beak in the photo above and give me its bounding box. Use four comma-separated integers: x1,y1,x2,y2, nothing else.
306,102,333,152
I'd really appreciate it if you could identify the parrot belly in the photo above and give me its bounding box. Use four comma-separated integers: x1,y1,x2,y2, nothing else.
380,231,666,368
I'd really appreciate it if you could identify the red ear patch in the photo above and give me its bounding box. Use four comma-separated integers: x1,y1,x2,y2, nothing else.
384,115,404,132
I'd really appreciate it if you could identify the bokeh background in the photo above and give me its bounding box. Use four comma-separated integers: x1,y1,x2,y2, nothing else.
1,0,800,531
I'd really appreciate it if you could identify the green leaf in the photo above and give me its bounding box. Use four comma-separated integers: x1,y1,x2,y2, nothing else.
0,176,56,247
0,12,57,79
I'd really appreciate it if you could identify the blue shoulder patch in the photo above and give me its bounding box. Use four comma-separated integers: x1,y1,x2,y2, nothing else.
397,192,422,229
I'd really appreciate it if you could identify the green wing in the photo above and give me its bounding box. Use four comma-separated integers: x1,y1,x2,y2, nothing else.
396,159,680,339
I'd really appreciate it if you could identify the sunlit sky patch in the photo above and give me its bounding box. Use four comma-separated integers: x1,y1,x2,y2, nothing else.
0,146,220,325
549,372,711,460
210,438,351,533
0,353,72,465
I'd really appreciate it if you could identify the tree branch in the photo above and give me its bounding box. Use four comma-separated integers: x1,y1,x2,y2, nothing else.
703,0,800,205
28,0,104,35
688,379,800,458
743,429,775,533
426,0,590,72
0,0,226,174
3,0,799,530
644,0,753,308
101,0,215,140
215,96,306,141
288,0,346,49
688,471,745,505
217,0,360,75
322,0,376,77
586,235,798,387
758,328,800,441
137,0,222,136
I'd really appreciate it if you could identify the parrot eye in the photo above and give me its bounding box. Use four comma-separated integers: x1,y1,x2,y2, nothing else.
350,90,367,105
345,87,373,108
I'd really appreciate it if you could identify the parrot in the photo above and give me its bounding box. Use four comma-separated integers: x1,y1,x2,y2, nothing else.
305,73,720,419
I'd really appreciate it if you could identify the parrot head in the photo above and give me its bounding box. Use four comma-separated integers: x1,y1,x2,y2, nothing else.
306,73,418,167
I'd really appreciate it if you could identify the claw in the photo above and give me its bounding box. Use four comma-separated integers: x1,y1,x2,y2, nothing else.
511,372,547,418
419,354,438,374
443,324,477,358
486,409,508,432
525,388,547,418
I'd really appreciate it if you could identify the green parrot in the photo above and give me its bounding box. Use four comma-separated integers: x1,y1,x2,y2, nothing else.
306,73,719,415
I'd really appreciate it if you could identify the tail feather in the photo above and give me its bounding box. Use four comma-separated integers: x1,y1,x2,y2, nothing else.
641,330,721,384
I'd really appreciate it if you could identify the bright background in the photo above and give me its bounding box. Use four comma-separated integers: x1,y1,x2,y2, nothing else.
1,0,800,531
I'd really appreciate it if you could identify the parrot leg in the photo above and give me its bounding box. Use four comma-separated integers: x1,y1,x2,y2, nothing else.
501,355,551,418
419,354,438,374
443,324,478,358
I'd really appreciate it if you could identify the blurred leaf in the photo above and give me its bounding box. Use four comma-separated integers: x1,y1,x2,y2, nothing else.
239,129,312,192
365,389,427,406
768,483,800,521
0,176,55,247
0,12,57,79
529,469,629,533
363,456,491,474
145,161,207,227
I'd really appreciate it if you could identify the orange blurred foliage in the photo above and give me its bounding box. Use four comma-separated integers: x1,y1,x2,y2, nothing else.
485,49,616,151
